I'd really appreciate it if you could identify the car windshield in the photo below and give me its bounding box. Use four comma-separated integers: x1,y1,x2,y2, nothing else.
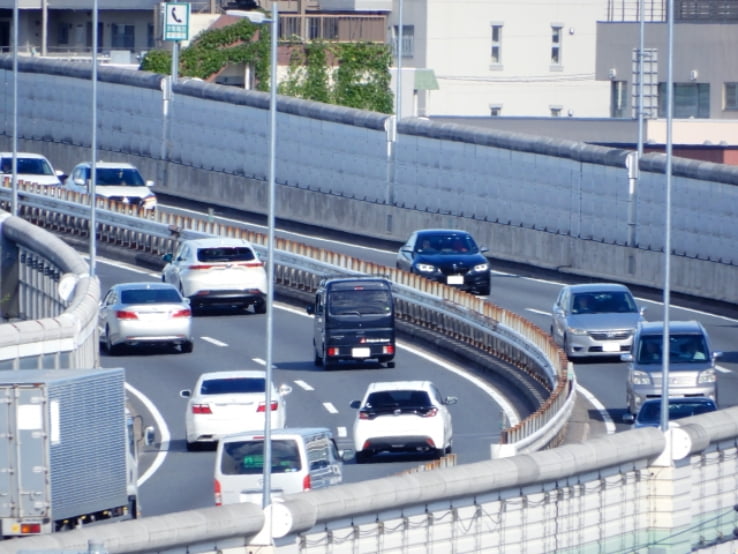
328,289,392,316
197,247,255,262
200,377,266,395
636,334,709,364
1,157,54,175
638,400,716,424
95,167,146,186
415,234,478,255
120,288,182,304
221,439,301,475
571,291,637,315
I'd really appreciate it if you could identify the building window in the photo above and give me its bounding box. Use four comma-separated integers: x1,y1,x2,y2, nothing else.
58,23,71,45
658,83,710,118
490,105,502,116
111,24,135,49
491,24,502,64
725,83,738,110
551,25,562,65
393,25,414,58
147,23,155,48
611,80,628,117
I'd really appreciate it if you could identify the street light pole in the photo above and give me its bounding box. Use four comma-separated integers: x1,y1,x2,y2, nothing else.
263,0,278,509
90,0,99,277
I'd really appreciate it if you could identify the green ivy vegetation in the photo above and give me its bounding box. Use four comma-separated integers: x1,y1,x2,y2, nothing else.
140,19,394,113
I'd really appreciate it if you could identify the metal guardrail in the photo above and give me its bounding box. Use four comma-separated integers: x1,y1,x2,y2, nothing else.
2,180,572,455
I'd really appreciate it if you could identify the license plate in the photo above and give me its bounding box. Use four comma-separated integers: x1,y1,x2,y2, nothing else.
602,342,620,352
352,347,371,358
447,275,464,285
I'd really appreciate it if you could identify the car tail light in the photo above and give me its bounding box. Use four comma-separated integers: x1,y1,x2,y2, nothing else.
327,347,340,357
382,345,395,355
188,264,214,270
20,523,42,534
421,407,439,417
192,403,212,414
257,401,278,412
115,310,138,320
172,308,191,318
236,261,264,268
302,474,311,491
214,479,222,506
358,410,374,420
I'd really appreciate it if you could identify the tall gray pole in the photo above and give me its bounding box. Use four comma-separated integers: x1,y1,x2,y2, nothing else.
11,0,18,216
263,0,278,510
89,0,98,277
637,0,645,158
396,0,403,123
660,0,674,433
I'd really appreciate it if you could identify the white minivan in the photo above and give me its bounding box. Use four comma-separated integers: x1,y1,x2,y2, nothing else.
214,428,351,506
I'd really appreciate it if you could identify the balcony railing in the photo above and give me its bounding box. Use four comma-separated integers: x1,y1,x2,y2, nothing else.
278,14,386,43
606,0,738,21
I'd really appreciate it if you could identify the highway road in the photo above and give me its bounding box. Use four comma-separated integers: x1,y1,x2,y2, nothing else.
92,198,738,518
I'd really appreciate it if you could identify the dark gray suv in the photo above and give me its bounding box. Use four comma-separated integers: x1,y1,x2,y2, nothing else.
623,320,721,415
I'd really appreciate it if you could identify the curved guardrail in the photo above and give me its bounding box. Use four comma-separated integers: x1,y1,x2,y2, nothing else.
0,209,98,370
2,181,571,455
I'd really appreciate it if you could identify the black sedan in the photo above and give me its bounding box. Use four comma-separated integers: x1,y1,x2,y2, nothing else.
396,229,491,296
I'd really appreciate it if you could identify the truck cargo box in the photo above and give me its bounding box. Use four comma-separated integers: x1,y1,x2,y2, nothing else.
0,368,128,537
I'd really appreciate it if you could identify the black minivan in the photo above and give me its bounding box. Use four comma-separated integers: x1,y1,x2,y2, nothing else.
306,276,395,370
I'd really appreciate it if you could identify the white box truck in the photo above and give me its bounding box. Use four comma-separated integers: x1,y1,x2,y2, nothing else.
0,367,141,539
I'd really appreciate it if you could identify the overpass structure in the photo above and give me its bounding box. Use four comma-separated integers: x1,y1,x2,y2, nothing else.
0,56,737,552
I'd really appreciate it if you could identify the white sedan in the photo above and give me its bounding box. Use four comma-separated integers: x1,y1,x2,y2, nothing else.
99,281,193,355
180,370,292,451
349,380,456,463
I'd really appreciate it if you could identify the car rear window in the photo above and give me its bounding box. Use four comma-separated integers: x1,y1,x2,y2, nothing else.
197,247,255,263
221,439,301,474
328,289,392,316
200,377,265,395
363,390,433,416
121,288,182,304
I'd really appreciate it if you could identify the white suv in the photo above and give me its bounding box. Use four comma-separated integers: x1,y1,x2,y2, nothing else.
350,380,456,463
162,237,268,314
64,161,157,210
0,152,65,186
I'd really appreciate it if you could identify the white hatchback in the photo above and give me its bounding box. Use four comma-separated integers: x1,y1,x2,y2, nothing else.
350,380,456,463
162,237,268,314
180,370,292,451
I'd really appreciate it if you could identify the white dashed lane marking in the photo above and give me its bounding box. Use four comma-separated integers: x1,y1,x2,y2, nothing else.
201,336,228,347
294,379,314,391
323,402,338,414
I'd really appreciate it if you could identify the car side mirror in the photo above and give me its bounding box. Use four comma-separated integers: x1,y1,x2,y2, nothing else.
279,384,292,396
349,400,361,410
162,253,173,263
340,448,355,462
480,246,489,254
622,413,635,424
621,353,633,362
713,351,723,361
444,396,458,405
179,389,192,398
639,306,647,317
306,305,315,315
145,180,155,187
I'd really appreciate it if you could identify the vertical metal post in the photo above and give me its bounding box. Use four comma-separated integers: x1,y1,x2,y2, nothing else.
396,0,403,123
90,0,98,277
660,0,674,433
263,0,278,510
11,0,18,216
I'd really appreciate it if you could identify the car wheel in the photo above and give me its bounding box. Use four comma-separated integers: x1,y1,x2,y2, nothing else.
355,450,370,464
386,361,395,369
253,299,267,314
105,327,121,356
313,340,323,366
478,285,491,296
181,340,194,354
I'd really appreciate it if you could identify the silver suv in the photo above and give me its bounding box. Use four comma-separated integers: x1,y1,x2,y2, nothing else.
623,320,721,414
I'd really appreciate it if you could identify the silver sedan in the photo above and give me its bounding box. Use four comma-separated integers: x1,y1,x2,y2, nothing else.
99,282,194,355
